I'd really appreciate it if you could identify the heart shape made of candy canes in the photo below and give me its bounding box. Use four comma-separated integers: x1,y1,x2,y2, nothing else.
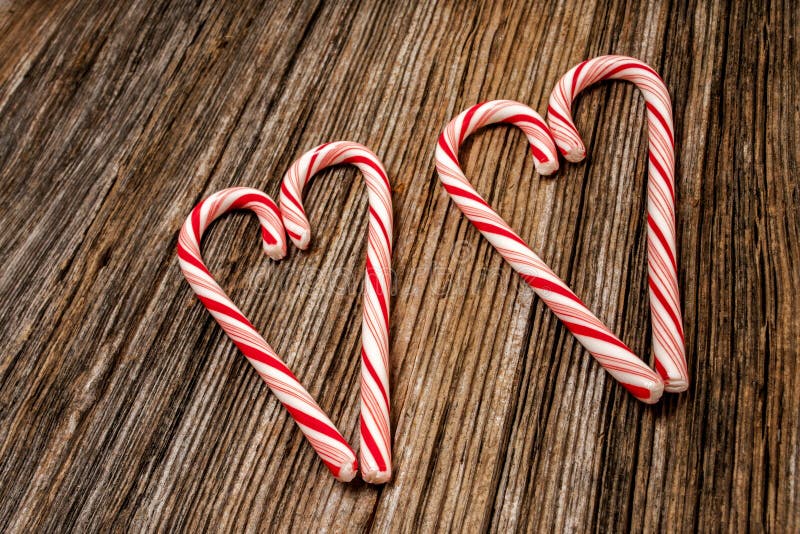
177,142,392,483
280,141,392,483
436,99,666,403
546,55,688,392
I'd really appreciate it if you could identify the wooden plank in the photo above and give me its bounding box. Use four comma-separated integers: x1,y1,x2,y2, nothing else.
0,0,797,531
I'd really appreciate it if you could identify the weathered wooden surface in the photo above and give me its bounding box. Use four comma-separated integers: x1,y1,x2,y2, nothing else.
0,0,798,531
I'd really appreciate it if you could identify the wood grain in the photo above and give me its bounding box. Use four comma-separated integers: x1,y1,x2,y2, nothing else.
0,0,798,531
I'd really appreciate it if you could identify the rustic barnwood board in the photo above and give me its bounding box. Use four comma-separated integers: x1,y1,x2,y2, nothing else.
0,0,798,531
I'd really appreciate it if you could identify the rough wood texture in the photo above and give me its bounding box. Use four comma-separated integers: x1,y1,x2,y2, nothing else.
0,0,798,531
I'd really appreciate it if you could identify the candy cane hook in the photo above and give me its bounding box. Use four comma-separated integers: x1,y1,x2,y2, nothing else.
177,187,359,481
547,55,688,392
436,100,664,403
280,142,392,483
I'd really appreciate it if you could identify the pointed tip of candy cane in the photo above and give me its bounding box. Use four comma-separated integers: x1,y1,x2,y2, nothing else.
361,468,391,484
335,461,358,483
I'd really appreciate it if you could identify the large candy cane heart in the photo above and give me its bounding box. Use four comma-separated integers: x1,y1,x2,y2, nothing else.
177,187,358,481
547,55,688,392
436,100,665,403
280,142,392,484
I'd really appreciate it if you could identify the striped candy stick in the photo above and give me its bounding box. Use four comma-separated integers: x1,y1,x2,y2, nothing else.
547,55,688,392
280,142,393,483
436,100,664,403
177,187,359,481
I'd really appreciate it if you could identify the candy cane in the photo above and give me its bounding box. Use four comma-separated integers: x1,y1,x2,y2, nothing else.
280,142,392,483
547,55,688,392
177,187,359,481
436,100,664,403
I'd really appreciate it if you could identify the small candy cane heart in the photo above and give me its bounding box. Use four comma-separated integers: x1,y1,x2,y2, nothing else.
280,142,393,484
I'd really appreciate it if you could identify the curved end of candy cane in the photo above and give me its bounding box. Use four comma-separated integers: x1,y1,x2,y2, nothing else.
262,241,286,261
258,223,287,260
361,468,391,484
663,378,689,393
278,205,312,251
654,351,689,393
626,377,664,404
535,158,559,176
289,228,311,250
335,460,358,483
546,101,588,164
561,145,587,163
